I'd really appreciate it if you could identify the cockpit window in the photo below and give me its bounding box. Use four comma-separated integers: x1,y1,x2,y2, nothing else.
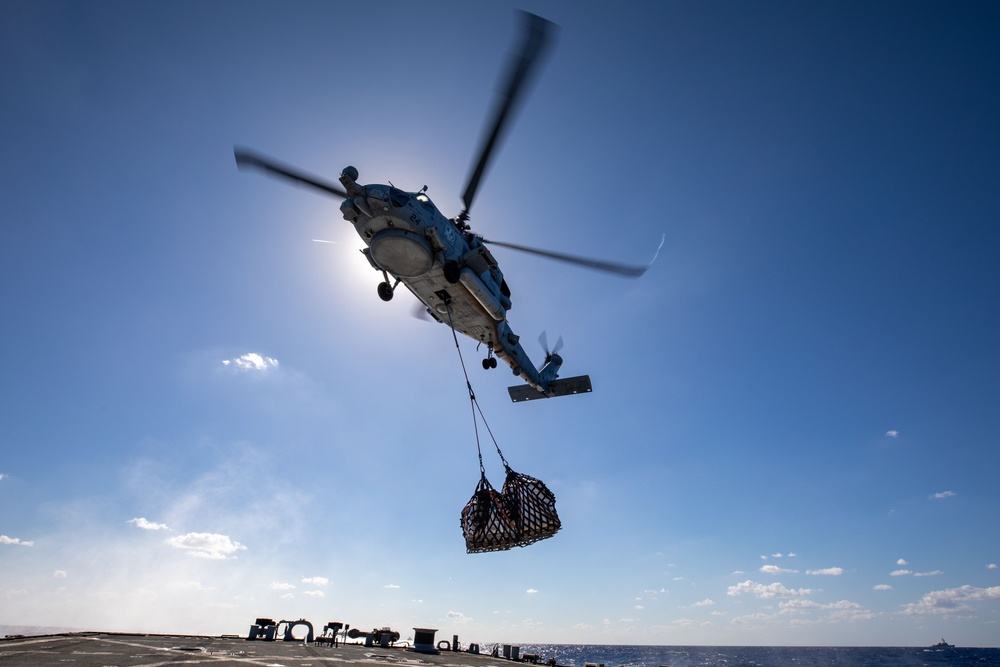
389,187,410,208
415,193,438,212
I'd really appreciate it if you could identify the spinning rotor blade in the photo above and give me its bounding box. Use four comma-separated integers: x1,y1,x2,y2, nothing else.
481,238,656,278
234,147,349,199
461,12,555,218
539,331,564,357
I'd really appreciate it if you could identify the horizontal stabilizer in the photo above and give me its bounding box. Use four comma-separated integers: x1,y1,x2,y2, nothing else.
508,375,593,402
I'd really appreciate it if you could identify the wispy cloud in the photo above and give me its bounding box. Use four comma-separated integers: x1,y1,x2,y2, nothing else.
446,611,472,624
221,353,279,371
692,598,715,607
527,588,539,594
760,565,798,575
777,599,872,621
931,490,956,500
128,517,170,531
806,567,844,576
172,580,214,591
302,576,329,586
727,580,814,599
914,570,943,577
988,564,998,570
0,473,8,481
885,430,899,438
891,569,912,576
270,582,295,590
53,570,68,578
874,584,892,591
303,590,325,598
0,535,34,547
166,532,246,559
901,585,1000,615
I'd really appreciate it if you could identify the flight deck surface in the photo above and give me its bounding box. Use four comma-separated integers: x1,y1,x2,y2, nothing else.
0,633,522,667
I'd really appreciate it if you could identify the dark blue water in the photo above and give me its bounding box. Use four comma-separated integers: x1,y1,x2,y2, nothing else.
508,644,1000,667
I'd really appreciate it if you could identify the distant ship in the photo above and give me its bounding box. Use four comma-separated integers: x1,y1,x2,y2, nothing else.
928,638,955,650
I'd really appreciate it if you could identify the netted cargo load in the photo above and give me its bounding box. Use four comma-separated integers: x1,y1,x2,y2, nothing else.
500,467,561,545
462,467,561,553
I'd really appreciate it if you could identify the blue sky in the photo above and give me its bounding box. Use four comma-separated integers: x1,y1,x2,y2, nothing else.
2,0,999,648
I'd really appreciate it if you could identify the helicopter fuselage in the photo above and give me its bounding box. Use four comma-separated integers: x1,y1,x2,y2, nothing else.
338,172,563,396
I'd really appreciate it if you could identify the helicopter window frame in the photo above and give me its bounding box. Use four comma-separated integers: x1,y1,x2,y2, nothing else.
389,187,411,208
415,193,439,213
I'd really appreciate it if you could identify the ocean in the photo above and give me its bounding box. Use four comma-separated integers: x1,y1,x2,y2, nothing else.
507,644,1000,667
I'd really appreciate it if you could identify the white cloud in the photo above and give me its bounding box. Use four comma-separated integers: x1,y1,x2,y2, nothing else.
303,590,325,598
128,517,170,531
0,535,34,547
446,611,472,624
807,567,844,576
891,570,912,576
53,570,68,578
270,582,296,591
778,599,872,621
885,430,899,438
172,580,214,591
825,600,873,621
874,584,892,591
778,599,823,613
727,580,815,599
166,532,246,559
301,577,329,586
897,558,908,565
931,490,956,500
692,598,715,607
988,564,998,570
914,570,943,577
0,473,7,480
901,585,1000,615
384,584,400,589
221,353,279,371
760,565,798,575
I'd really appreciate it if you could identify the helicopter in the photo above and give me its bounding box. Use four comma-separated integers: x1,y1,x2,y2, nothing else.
234,12,656,402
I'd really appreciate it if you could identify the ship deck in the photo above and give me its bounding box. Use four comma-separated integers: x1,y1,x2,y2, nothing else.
0,633,532,667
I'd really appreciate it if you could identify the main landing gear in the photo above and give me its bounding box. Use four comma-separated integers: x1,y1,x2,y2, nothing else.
482,346,498,370
378,272,400,302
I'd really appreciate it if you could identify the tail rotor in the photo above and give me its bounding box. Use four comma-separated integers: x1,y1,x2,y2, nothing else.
538,331,564,366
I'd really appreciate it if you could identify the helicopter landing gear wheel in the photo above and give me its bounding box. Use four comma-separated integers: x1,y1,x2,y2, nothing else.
377,282,394,302
444,260,461,284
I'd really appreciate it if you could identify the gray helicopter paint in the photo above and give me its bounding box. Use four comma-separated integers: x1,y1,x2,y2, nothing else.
339,174,565,395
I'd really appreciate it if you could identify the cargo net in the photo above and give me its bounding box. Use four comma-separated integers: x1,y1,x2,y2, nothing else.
462,467,561,553
442,298,561,554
